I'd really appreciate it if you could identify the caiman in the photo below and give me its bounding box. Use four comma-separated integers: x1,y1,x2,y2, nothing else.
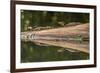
21,23,89,53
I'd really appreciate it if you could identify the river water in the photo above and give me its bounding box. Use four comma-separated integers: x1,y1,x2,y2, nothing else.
21,41,89,63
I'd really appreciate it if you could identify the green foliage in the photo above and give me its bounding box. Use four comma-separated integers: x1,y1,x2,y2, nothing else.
21,10,89,31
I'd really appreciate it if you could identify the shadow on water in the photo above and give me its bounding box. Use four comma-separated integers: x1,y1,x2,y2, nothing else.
21,41,89,63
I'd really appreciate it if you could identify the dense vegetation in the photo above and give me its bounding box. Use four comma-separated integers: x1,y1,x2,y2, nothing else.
21,10,89,32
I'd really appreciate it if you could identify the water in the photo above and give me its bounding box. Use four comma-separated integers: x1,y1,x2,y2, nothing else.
21,41,89,63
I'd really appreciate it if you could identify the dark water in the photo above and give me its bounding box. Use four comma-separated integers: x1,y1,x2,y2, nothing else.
21,41,89,63
21,10,89,63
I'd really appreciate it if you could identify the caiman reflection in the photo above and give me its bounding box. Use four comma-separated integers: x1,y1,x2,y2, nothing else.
21,23,89,53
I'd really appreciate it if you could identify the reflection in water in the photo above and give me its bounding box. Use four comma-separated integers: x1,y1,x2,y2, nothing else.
21,10,90,63
21,41,89,63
